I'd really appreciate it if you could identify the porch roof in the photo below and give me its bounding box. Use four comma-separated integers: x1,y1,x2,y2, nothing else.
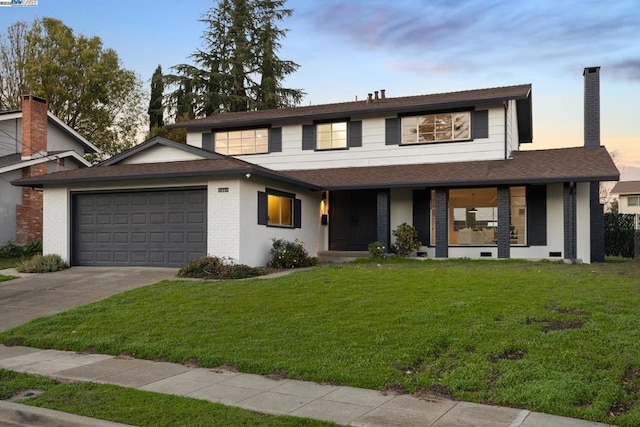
282,146,619,190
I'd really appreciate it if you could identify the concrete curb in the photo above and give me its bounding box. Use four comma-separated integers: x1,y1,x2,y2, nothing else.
0,401,131,427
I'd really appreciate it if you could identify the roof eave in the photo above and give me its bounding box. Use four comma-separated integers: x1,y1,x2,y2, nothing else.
171,92,532,131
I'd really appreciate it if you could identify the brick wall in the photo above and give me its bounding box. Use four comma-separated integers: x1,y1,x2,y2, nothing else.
16,95,48,244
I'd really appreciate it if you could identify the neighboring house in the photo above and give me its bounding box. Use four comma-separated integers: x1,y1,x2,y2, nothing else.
610,181,640,229
611,181,640,215
13,67,619,266
0,95,99,245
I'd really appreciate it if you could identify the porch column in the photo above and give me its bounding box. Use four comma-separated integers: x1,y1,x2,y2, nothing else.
497,186,510,259
564,182,577,262
589,181,605,262
377,190,390,252
435,189,448,258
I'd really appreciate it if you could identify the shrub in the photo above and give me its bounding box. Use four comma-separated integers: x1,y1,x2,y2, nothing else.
23,240,43,257
368,241,385,262
391,223,422,257
0,241,23,257
16,254,68,273
0,240,42,258
267,238,317,269
178,256,265,280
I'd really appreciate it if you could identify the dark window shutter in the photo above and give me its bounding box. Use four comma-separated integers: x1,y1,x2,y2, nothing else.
412,189,429,245
202,132,214,151
257,191,268,225
348,121,362,148
302,125,315,150
472,110,489,139
269,127,282,153
385,118,400,145
294,199,302,228
527,185,547,246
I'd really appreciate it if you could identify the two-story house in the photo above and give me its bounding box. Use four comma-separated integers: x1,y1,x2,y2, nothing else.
13,67,618,266
0,95,99,245
610,181,640,229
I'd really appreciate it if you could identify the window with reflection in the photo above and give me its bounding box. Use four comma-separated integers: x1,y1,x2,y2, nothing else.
402,112,470,144
317,122,347,149
215,128,268,155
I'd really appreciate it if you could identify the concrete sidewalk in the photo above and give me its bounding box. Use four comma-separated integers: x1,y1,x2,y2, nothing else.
0,345,611,427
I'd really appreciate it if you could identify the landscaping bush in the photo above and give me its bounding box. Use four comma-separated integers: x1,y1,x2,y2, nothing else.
391,223,422,256
178,256,265,280
368,241,385,262
267,238,317,269
23,239,43,257
16,254,68,273
0,240,42,258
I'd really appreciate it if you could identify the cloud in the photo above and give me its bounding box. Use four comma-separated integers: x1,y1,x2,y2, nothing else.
303,0,640,80
608,59,640,81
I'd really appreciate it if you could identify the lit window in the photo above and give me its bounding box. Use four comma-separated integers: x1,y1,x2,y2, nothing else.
402,112,470,144
215,128,268,155
628,196,640,206
317,122,347,149
268,194,293,227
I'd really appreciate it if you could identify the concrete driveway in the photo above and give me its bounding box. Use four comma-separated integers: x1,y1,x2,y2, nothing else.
0,267,178,332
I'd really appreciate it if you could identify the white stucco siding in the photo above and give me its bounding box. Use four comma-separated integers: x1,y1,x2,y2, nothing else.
207,179,241,262
576,182,591,263
238,177,320,267
186,106,507,171
42,186,70,261
390,188,413,247
120,145,206,164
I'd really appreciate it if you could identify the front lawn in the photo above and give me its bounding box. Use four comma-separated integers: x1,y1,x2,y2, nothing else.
0,256,19,270
0,370,332,426
1,259,640,426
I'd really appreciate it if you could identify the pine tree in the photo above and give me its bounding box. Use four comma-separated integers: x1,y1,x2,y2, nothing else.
168,0,303,117
148,65,164,130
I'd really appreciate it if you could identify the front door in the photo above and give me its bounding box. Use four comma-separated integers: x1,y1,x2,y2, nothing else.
329,190,377,250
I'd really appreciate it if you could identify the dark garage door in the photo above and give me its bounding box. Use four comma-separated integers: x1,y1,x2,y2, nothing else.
73,189,207,267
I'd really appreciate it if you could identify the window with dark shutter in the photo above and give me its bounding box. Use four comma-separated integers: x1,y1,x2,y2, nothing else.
385,118,400,145
349,121,362,148
258,188,301,229
472,110,489,139
269,127,282,153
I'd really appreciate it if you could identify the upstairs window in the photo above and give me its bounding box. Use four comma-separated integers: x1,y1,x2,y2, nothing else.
402,112,471,144
316,122,347,150
628,196,640,206
215,128,268,155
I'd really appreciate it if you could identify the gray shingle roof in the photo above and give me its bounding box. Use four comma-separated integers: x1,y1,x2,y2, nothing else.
12,146,618,191
611,181,640,195
173,84,532,129
282,147,619,190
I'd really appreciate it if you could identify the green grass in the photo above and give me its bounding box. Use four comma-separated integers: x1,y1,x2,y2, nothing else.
0,256,19,270
2,259,640,426
0,370,332,426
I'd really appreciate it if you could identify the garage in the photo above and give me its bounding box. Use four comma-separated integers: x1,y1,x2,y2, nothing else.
72,188,207,267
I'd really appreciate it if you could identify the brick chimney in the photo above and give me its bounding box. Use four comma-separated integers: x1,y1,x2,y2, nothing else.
583,67,600,148
21,95,48,159
16,95,48,244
